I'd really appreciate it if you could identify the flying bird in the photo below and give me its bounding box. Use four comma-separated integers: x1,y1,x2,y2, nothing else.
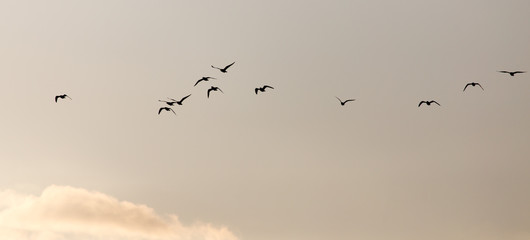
194,77,216,87
498,71,525,76
158,107,176,115
159,94,191,106
418,100,440,107
336,97,355,106
463,82,484,91
207,86,223,98
55,94,72,103
211,62,235,73
255,85,274,94
159,99,177,106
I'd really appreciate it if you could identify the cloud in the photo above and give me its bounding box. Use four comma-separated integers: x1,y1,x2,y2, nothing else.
0,185,238,240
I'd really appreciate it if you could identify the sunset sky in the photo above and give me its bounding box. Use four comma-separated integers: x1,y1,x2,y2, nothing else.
1,1,529,240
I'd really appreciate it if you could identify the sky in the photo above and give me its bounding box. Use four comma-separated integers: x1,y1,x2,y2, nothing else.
0,0,530,240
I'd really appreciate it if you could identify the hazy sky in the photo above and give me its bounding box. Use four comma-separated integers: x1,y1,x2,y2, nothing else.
1,1,530,240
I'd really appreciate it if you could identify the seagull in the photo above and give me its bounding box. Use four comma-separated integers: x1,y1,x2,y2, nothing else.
207,86,223,98
498,71,525,76
159,99,177,106
336,97,355,106
211,62,235,73
418,100,440,107
255,85,274,94
158,107,176,115
55,94,72,103
194,77,216,87
463,82,484,91
159,94,191,106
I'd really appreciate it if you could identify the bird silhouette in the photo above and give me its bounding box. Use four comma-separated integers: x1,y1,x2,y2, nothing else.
159,98,177,106
255,85,274,94
194,77,216,87
55,94,72,103
463,82,484,91
211,62,235,73
207,86,223,98
418,100,440,107
336,97,355,106
158,107,176,115
498,71,525,76
159,94,191,106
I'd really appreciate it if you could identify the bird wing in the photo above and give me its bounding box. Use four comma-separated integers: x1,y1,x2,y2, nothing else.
65,95,72,100
335,97,342,103
211,65,222,70
431,101,441,106
207,77,216,80
207,88,212,98
513,71,526,74
170,108,176,115
158,100,168,103
55,96,59,102
255,88,259,94
463,83,470,91
498,71,509,74
263,85,274,89
477,83,484,90
194,79,203,86
418,101,425,107
158,108,164,115
223,62,235,70
344,99,355,104
217,88,223,93
180,94,191,102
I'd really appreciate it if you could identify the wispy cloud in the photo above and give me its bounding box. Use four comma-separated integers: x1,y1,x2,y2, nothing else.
0,185,238,240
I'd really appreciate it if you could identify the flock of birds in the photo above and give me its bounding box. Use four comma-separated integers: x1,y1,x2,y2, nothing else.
155,62,242,115
54,67,525,114
414,71,525,107
54,61,275,116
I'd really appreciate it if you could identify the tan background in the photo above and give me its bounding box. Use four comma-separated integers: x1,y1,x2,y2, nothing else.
1,1,529,240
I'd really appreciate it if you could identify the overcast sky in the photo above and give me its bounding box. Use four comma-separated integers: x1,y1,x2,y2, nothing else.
1,1,529,240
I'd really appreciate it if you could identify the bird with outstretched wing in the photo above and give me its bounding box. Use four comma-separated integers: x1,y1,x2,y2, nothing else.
336,97,355,106
211,62,235,73
207,86,223,98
